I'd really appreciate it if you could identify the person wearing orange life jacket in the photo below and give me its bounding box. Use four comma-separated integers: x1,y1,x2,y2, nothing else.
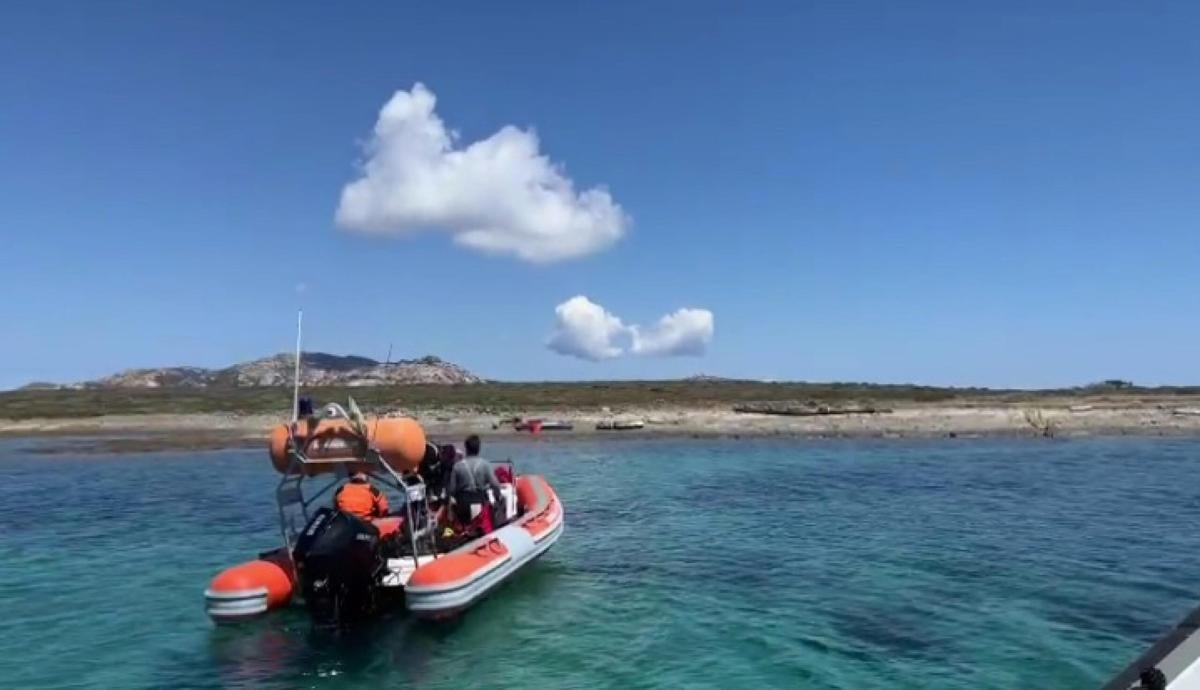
334,472,389,520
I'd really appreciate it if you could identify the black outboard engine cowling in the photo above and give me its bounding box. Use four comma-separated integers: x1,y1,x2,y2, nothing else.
292,507,385,626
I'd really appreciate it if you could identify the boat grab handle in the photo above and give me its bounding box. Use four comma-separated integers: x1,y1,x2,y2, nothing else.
475,538,504,555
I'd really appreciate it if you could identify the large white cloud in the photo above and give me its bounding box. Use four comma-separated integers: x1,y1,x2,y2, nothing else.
336,83,629,263
545,296,630,361
630,308,715,357
546,296,714,361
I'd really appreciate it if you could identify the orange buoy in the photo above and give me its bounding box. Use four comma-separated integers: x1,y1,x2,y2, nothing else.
365,417,426,472
268,416,426,475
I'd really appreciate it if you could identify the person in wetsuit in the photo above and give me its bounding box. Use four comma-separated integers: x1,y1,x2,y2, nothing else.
446,435,502,534
418,442,461,511
334,471,389,520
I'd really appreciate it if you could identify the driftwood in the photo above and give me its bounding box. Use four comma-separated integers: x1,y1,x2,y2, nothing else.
732,403,890,417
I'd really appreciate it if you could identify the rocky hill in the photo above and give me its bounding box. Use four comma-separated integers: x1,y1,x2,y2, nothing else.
30,353,483,389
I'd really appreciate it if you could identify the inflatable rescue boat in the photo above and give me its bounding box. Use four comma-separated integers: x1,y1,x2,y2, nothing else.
204,400,563,625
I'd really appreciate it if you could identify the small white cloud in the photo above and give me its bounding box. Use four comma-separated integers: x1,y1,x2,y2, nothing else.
546,297,714,361
336,83,629,263
545,296,630,361
631,308,715,357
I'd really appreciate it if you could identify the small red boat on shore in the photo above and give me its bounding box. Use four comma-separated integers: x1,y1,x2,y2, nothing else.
204,400,564,626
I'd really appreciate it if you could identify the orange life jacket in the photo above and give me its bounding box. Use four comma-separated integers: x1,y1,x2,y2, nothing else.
335,481,389,519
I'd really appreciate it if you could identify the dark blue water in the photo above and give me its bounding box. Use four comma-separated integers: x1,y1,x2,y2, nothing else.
1,437,1197,688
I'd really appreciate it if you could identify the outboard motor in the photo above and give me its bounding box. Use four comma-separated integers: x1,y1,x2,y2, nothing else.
292,507,384,626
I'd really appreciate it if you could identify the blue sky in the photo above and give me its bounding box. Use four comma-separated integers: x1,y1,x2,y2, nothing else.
2,2,1197,390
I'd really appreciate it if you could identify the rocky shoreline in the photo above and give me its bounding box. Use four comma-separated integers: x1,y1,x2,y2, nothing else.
5,402,1200,454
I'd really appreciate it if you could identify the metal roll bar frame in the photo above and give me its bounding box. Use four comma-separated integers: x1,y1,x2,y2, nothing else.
274,410,439,570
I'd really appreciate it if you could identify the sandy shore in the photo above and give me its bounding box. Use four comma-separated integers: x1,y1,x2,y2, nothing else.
4,401,1200,453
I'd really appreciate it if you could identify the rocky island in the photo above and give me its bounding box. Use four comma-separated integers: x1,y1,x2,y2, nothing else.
2,356,1200,453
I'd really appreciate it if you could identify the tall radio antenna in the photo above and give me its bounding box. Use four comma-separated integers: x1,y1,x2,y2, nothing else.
291,309,303,421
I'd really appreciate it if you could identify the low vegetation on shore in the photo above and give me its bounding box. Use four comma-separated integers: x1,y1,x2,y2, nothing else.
2,379,1198,421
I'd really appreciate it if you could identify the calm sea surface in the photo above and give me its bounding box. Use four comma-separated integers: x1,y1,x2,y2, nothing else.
1,436,1198,689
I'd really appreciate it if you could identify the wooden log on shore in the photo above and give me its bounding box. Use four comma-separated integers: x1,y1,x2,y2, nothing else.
732,403,891,417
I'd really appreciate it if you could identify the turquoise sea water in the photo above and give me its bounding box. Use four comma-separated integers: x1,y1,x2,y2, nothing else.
1,436,1198,689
